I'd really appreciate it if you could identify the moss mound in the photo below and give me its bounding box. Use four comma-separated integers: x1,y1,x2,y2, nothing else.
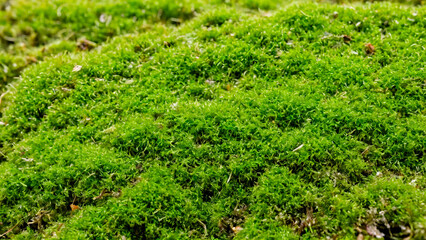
0,1,425,239
0,0,288,92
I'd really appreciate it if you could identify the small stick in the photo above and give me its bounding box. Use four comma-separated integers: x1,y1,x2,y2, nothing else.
0,220,21,238
56,223,64,232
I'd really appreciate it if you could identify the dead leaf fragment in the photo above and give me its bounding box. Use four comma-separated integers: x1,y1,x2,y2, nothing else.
365,43,375,55
93,189,107,200
111,189,122,198
57,223,64,232
298,207,315,234
366,224,385,238
77,39,96,51
357,233,364,240
132,177,142,185
28,210,50,229
61,87,72,92
99,14,110,23
343,35,352,43
72,65,82,72
205,79,215,85
26,56,38,63
70,204,80,211
170,18,182,24
231,226,243,234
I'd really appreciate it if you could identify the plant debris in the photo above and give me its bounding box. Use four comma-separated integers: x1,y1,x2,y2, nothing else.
365,43,375,55
72,65,82,72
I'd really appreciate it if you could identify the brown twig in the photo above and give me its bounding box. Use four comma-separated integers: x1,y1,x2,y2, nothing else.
56,223,64,232
0,220,21,238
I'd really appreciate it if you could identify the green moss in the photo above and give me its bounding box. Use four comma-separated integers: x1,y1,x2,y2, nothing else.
0,0,422,91
0,0,294,92
0,1,425,239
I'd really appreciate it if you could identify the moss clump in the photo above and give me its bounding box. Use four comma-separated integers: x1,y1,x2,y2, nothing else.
0,0,209,92
0,0,294,92
0,1,425,239
0,1,422,93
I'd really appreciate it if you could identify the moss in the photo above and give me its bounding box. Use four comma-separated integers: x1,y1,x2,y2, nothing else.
0,1,425,239
0,0,295,92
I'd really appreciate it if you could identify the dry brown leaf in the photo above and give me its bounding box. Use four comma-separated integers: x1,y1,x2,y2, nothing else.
70,204,80,211
343,35,352,43
365,43,375,55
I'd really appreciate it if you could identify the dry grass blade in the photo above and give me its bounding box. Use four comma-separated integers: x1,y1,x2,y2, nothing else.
93,189,107,200
292,144,304,152
197,219,208,236
0,90,9,107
